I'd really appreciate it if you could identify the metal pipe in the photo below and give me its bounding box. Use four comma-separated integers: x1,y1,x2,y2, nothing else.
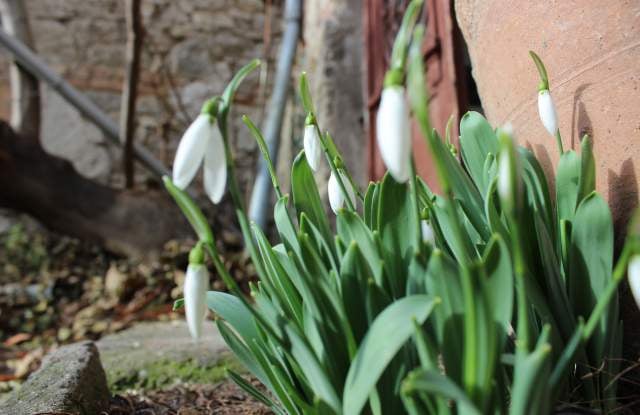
248,0,301,229
0,26,170,178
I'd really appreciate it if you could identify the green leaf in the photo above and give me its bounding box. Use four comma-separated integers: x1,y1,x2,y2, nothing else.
431,130,491,242
227,369,283,414
377,173,418,297
534,213,575,341
482,235,513,335
216,320,270,390
222,59,261,105
163,176,213,244
365,182,381,230
172,298,184,311
577,134,595,204
274,195,301,256
206,291,259,341
568,192,614,361
459,111,499,195
291,151,332,246
556,150,581,222
342,295,439,415
510,340,552,415
519,146,555,240
282,320,342,413
402,369,482,415
337,209,383,286
339,242,373,344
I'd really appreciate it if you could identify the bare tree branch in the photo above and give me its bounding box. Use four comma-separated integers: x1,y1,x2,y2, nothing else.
120,0,144,188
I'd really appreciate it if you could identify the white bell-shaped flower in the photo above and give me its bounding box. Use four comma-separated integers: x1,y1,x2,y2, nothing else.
376,86,411,183
328,170,356,214
537,89,558,136
184,263,209,340
497,149,512,204
303,124,322,171
172,113,227,204
628,255,640,310
202,125,227,204
420,219,435,245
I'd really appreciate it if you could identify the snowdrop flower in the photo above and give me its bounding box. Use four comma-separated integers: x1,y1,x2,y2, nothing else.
628,255,640,310
184,247,209,340
420,219,435,245
376,83,411,183
303,120,322,171
538,89,558,136
497,126,519,213
172,106,227,204
497,147,512,203
328,170,356,214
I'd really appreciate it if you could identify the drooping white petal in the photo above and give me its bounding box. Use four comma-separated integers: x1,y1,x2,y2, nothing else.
328,170,356,214
497,149,512,203
628,255,640,310
303,124,322,171
538,89,558,136
173,114,212,189
203,125,227,204
184,263,209,340
420,219,435,245
376,86,411,183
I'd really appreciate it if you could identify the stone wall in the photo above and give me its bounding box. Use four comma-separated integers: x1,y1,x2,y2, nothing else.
0,0,282,192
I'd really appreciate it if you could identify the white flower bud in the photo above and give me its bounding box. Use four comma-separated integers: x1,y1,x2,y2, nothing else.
303,124,322,171
203,125,227,204
628,255,640,310
376,86,411,183
184,263,209,340
420,219,435,245
497,149,512,204
173,114,212,189
538,89,558,136
328,170,356,214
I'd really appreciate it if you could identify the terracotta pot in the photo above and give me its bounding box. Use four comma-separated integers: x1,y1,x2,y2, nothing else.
454,0,640,233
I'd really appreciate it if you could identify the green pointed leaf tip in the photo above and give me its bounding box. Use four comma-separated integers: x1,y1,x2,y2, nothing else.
299,71,314,114
529,50,549,90
173,298,184,311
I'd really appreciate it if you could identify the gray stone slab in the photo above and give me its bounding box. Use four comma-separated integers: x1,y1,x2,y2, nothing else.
1,341,110,415
96,320,230,390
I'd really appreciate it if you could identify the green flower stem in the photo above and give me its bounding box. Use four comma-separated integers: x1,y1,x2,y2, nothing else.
242,115,283,200
217,115,266,279
313,122,356,211
510,220,531,353
555,130,564,155
406,23,478,398
389,0,424,71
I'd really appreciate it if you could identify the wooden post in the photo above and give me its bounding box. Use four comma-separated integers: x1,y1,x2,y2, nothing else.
120,0,143,188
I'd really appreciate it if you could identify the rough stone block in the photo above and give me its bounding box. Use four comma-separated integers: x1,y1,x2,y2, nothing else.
1,341,110,415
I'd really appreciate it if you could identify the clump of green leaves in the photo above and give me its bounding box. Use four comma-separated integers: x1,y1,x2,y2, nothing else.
166,1,636,413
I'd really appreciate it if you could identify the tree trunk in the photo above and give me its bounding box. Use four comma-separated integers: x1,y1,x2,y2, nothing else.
0,0,40,141
0,121,190,257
